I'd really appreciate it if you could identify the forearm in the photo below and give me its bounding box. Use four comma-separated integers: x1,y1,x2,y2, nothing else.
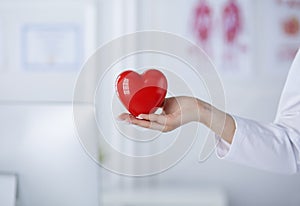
197,99,235,144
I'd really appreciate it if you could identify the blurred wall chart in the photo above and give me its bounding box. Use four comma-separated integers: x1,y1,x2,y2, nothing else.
263,0,300,72
191,0,254,75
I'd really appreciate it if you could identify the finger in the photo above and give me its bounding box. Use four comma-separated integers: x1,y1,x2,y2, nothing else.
138,113,167,125
128,115,151,128
118,113,167,131
149,121,165,131
118,113,131,121
129,116,166,131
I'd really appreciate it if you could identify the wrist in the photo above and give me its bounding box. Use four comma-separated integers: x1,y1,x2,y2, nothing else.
196,99,212,127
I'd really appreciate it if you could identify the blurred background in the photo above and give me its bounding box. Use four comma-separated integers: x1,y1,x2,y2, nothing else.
0,0,300,206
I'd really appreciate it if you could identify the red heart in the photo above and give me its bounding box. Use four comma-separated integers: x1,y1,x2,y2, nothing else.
116,69,168,117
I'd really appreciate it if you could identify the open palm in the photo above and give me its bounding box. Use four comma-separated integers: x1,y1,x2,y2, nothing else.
118,96,201,132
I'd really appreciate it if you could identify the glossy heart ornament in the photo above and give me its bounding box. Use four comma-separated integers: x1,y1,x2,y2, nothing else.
116,69,168,117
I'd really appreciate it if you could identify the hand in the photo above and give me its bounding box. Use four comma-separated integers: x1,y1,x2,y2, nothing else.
118,96,236,143
118,96,203,132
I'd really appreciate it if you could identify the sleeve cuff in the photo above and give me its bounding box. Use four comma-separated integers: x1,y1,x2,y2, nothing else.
216,115,246,160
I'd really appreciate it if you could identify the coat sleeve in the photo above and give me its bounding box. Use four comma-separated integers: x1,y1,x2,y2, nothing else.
216,48,300,174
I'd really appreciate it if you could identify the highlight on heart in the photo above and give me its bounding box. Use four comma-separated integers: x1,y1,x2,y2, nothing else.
115,69,168,117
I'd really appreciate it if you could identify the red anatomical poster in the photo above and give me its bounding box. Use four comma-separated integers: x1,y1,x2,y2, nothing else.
193,0,213,56
220,0,252,74
263,0,300,72
222,0,241,44
191,0,253,75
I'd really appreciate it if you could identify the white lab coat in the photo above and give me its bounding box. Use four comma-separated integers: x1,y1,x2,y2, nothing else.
217,48,300,174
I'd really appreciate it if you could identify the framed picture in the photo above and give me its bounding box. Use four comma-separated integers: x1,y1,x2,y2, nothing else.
21,24,83,71
0,1,96,102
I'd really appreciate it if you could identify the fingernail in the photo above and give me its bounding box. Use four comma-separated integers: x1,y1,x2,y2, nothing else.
136,115,143,119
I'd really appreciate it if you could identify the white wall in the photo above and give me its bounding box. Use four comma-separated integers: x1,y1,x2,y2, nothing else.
0,0,300,206
0,105,99,206
97,1,300,206
0,0,100,206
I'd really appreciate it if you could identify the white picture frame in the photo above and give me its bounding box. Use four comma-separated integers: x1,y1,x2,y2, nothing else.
21,24,83,71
